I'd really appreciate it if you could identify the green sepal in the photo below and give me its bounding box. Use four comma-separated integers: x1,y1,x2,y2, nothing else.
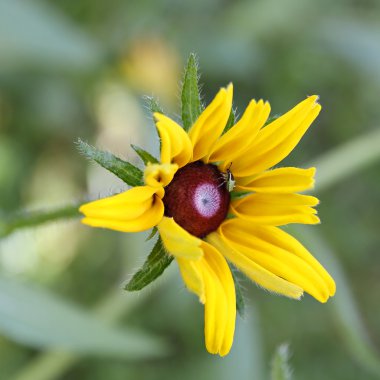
77,139,143,187
265,114,280,126
230,265,246,318
131,144,159,166
145,226,158,241
181,53,202,131
230,190,250,200
143,96,163,152
222,108,236,134
124,237,174,291
143,95,164,114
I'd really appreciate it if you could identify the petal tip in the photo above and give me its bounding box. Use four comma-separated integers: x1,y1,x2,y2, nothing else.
308,94,320,104
329,280,337,297
153,112,163,121
308,167,317,176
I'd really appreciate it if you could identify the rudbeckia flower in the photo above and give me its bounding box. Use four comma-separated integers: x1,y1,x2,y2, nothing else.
79,83,335,356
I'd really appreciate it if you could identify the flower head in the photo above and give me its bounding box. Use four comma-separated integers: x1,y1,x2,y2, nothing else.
79,77,335,356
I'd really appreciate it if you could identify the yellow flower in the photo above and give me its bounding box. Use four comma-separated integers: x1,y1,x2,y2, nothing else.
79,84,335,356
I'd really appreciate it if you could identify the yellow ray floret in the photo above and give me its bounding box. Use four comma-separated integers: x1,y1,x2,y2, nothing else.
176,257,206,304
154,113,193,168
236,167,316,193
208,99,270,168
207,232,304,300
157,217,203,260
231,193,320,226
159,221,236,356
176,241,236,356
216,218,335,302
189,84,233,162
144,162,178,198
201,242,235,356
80,186,164,233
231,95,321,177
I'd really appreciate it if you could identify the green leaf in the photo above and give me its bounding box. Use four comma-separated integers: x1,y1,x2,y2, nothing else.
223,109,236,134
230,266,246,318
181,53,202,131
271,344,292,380
76,139,143,186
125,237,174,291
131,144,159,165
143,95,164,114
264,114,280,126
0,275,168,359
145,226,158,241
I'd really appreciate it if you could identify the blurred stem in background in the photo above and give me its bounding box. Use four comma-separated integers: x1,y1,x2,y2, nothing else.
0,204,81,239
9,289,153,380
309,128,380,193
270,344,292,380
292,227,380,378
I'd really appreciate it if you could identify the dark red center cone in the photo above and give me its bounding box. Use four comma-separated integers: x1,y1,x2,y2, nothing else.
163,161,230,238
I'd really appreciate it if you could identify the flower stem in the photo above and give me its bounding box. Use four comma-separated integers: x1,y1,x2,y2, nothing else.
270,344,292,380
0,204,81,239
309,128,380,192
291,227,380,378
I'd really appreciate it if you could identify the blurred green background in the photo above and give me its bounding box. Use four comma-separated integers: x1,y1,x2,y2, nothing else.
1,0,380,379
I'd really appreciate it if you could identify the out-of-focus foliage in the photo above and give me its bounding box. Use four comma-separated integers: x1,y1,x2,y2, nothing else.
1,0,380,379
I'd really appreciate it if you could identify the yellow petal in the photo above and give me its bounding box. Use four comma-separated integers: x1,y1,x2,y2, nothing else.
154,113,193,167
231,193,320,226
80,190,164,233
144,163,178,195
219,219,334,302
189,84,233,162
157,217,202,260
176,257,205,303
249,224,336,296
201,242,236,356
207,232,304,300
232,96,321,176
202,260,225,355
80,186,157,221
176,240,235,356
236,167,316,193
209,99,270,166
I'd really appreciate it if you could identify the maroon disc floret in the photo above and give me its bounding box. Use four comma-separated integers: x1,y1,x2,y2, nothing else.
163,161,230,238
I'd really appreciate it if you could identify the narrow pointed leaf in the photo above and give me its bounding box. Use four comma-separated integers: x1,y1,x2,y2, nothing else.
131,144,159,165
230,265,246,318
143,95,164,114
145,226,158,241
181,53,202,131
265,114,280,126
125,237,173,291
77,139,143,186
222,108,236,134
